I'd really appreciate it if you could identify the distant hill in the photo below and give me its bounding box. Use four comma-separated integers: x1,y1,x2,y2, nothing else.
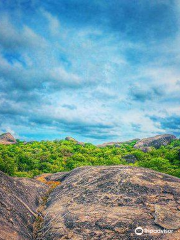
0,133,177,150
97,134,176,151
65,136,84,145
134,134,176,152
0,132,179,178
97,138,140,147
0,132,17,145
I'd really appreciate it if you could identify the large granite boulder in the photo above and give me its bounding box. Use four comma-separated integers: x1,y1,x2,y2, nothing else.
40,166,180,240
134,134,176,151
0,171,49,240
0,133,17,145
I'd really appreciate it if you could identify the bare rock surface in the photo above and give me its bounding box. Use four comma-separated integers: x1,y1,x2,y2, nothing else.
0,132,17,145
134,134,176,151
1,165,180,240
65,136,77,142
154,205,180,230
34,171,69,182
0,171,49,240
65,136,84,145
97,139,139,148
45,171,69,182
40,166,180,240
122,154,137,163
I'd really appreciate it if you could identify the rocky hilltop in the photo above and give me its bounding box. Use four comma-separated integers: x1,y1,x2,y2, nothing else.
0,132,17,145
97,139,140,148
134,134,176,152
0,166,180,239
0,133,177,153
65,136,84,145
96,134,176,152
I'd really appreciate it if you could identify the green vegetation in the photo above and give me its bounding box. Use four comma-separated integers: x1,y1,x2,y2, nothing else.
0,139,180,178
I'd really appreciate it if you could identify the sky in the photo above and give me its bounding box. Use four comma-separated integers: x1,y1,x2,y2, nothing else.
0,0,180,144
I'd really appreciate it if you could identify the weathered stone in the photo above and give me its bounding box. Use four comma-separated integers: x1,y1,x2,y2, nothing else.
122,154,137,163
40,166,180,240
155,205,180,230
65,136,84,145
0,171,49,240
97,139,140,148
134,134,176,151
1,165,180,240
0,133,17,145
65,136,77,142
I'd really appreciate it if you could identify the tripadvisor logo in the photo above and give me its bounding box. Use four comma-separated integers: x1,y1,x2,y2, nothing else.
135,227,174,235
135,227,143,235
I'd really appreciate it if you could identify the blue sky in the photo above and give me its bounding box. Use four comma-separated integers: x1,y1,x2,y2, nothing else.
0,0,180,143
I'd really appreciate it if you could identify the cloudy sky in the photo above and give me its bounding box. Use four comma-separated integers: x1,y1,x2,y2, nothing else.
0,0,180,143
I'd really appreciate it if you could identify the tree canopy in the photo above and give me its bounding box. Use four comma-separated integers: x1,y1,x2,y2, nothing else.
0,139,179,178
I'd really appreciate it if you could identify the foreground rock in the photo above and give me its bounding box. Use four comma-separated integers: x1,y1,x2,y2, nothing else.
0,171,49,240
40,166,180,240
134,134,176,152
0,132,17,145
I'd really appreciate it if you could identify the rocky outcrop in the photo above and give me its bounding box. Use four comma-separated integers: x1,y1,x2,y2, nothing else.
0,171,49,240
134,134,176,152
0,133,17,145
122,154,137,163
65,136,77,142
39,166,180,240
65,136,84,145
96,134,176,151
97,141,122,147
97,139,140,148
154,205,180,230
1,165,180,240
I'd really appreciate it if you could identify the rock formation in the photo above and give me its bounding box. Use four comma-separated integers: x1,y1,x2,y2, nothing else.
97,139,140,148
39,166,180,240
97,135,176,150
65,136,84,145
0,133,17,145
134,134,176,152
1,165,180,239
65,136,77,142
0,171,49,240
122,154,137,163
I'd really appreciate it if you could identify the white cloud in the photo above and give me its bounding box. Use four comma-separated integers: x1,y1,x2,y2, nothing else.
50,67,82,87
0,16,47,51
41,10,61,36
